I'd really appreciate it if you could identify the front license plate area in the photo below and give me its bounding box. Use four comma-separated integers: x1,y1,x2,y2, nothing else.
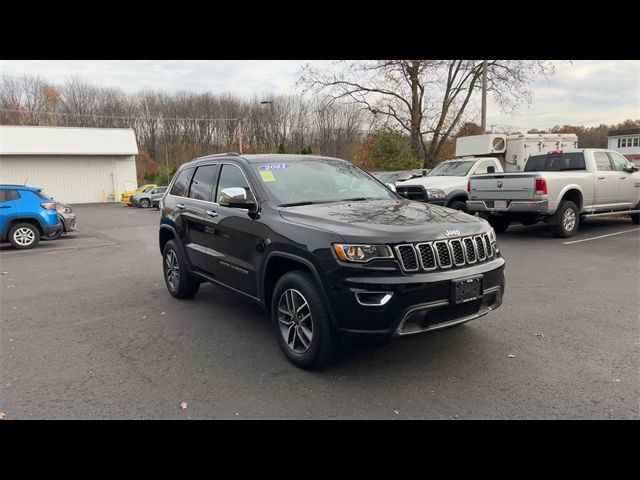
452,276,483,304
494,200,507,209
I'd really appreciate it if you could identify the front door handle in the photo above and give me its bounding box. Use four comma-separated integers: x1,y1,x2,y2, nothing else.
206,210,218,218
619,177,626,180
597,177,605,180
0,205,10,209
176,203,186,210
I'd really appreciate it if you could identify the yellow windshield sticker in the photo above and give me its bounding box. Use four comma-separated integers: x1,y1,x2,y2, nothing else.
260,170,276,182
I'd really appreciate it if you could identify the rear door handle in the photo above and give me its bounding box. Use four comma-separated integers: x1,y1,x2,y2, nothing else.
206,210,218,218
0,205,10,209
619,177,626,179
597,177,605,180
176,203,186,210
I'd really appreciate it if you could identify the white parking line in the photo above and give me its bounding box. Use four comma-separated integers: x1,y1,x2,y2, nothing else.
0,242,117,255
563,228,640,245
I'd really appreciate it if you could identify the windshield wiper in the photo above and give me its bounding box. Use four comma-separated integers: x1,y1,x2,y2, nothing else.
279,201,318,207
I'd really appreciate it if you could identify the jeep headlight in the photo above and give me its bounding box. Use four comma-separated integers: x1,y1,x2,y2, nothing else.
333,244,393,263
487,227,499,253
426,188,446,199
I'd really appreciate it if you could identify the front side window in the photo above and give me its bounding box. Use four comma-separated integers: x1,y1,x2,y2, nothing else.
473,160,498,174
189,164,219,202
169,168,194,197
608,152,630,171
252,159,396,206
594,152,613,171
216,164,251,202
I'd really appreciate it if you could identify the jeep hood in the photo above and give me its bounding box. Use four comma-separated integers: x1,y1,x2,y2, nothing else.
279,199,489,244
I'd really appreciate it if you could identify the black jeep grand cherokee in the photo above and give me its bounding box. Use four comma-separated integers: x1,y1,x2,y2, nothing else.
159,154,505,369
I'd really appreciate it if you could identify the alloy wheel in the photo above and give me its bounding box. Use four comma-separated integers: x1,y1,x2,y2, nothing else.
165,250,180,290
563,208,576,232
277,289,313,354
14,227,35,246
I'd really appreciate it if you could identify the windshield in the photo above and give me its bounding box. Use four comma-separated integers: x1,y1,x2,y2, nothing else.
141,186,155,193
428,161,475,177
252,160,396,206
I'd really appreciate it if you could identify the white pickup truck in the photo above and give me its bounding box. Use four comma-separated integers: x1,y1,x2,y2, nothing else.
467,149,640,237
395,157,503,212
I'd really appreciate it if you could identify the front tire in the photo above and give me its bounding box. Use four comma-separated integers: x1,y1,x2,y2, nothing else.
448,200,469,213
140,199,151,208
9,223,40,249
271,271,340,370
552,201,579,238
162,240,200,299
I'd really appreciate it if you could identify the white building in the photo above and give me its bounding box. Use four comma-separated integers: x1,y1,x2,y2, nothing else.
0,125,139,204
607,127,640,165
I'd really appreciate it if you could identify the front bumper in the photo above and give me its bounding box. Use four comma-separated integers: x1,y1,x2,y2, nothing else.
467,199,549,214
326,256,506,343
60,213,77,232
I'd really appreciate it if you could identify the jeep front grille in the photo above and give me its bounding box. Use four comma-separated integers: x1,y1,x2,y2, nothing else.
395,235,494,273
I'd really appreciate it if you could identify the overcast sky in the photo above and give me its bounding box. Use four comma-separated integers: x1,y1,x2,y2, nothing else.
1,60,638,131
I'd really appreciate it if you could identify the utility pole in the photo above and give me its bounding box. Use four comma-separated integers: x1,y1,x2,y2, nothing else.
165,143,169,185
481,60,488,133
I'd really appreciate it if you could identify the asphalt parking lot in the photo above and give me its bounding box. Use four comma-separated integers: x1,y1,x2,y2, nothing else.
1,203,638,419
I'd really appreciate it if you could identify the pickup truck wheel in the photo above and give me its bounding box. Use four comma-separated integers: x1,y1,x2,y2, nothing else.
162,240,200,299
487,215,510,233
9,223,40,249
448,200,469,213
271,271,340,370
552,201,579,238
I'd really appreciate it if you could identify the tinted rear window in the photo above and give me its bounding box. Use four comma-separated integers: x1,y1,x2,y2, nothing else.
34,190,51,200
524,153,586,172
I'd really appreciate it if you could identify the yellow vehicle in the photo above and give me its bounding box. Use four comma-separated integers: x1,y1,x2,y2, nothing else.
121,184,158,206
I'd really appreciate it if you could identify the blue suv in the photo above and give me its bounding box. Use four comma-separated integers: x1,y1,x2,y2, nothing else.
0,185,62,249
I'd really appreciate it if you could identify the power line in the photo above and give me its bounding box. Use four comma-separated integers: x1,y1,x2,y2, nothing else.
0,108,241,123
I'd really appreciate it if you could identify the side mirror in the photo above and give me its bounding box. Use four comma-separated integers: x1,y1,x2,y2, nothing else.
385,183,397,192
624,165,639,173
218,187,256,209
487,166,496,174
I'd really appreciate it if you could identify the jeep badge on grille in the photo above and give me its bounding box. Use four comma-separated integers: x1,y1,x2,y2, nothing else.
444,229,461,237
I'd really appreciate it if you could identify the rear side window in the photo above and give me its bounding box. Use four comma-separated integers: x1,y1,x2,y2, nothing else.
0,190,7,203
156,187,167,193
524,153,586,172
593,152,613,171
7,190,21,200
169,168,194,197
188,164,219,202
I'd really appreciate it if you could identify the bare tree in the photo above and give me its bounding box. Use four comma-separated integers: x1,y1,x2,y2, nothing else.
299,60,557,167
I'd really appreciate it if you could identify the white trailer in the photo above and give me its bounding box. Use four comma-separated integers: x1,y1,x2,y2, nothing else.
455,133,578,172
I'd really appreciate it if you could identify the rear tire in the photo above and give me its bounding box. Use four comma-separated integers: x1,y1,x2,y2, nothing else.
487,215,510,233
162,240,200,299
8,223,40,249
271,270,340,370
552,201,579,238
448,200,469,213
